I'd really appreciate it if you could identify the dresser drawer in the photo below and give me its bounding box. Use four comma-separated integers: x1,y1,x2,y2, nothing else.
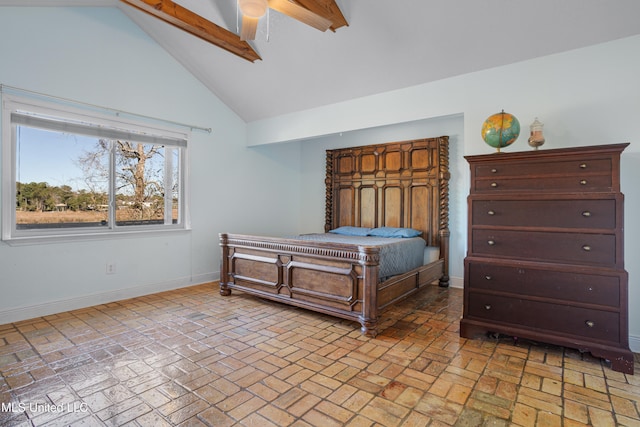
471,199,617,229
467,294,620,343
471,229,617,266
472,174,612,193
473,157,612,178
466,261,621,307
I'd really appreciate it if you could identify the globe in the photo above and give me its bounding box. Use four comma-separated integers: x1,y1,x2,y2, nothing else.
481,110,520,152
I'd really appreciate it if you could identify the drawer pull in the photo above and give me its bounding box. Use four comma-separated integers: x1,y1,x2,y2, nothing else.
487,240,495,246
484,275,492,280
491,168,497,173
490,182,498,188
581,211,591,217
585,320,595,328
580,180,588,185
485,304,492,310
582,245,591,252
580,163,587,169
487,210,495,216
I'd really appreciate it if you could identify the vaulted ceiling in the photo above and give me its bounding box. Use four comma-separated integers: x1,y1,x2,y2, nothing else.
4,1,640,122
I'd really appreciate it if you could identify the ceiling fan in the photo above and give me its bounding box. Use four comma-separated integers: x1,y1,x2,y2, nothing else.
119,0,347,62
238,0,330,41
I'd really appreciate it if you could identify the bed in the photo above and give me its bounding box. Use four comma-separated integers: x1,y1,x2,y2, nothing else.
219,136,450,337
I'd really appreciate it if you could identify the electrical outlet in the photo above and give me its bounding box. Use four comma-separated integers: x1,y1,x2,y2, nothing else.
106,262,116,274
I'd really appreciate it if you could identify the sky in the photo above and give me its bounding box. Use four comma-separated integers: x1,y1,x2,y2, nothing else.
16,125,171,195
16,126,110,192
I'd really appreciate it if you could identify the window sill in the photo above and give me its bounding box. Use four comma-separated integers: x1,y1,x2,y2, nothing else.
2,227,191,246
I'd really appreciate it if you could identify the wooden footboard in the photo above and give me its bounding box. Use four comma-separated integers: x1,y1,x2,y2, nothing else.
219,233,444,337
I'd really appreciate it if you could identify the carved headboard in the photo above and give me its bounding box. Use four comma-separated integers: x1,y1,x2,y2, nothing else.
324,136,450,252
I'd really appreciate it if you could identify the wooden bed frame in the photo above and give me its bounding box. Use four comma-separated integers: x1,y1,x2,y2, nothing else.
219,136,450,337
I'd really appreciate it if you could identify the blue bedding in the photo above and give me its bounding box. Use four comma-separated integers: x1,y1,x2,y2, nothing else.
291,233,427,280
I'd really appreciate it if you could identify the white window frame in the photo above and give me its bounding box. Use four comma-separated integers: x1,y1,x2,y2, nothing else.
1,94,190,244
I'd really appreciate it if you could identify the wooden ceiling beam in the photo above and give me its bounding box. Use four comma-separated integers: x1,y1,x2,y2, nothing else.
293,0,348,31
120,0,261,62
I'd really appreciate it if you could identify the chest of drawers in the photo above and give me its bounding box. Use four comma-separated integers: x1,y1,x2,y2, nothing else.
460,143,633,374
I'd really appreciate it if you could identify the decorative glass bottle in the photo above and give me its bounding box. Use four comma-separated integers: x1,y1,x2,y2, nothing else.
528,117,545,150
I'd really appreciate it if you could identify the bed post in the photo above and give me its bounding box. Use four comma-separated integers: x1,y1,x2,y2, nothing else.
324,149,335,233
359,246,380,337
438,137,451,287
219,233,231,296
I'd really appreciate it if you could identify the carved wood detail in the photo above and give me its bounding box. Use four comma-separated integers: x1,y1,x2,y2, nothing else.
325,136,450,276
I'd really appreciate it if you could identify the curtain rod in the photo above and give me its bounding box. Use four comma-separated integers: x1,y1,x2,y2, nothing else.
0,84,212,134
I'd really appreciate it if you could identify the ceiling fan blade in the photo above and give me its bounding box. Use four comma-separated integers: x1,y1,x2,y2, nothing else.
294,0,348,31
240,15,260,41
268,0,332,32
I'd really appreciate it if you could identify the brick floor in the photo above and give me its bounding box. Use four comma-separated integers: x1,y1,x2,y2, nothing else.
0,283,638,426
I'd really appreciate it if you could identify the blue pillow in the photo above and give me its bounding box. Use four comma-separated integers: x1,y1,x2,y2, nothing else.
329,226,372,236
368,227,423,238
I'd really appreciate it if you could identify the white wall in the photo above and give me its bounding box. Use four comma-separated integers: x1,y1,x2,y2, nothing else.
253,36,640,352
0,7,302,322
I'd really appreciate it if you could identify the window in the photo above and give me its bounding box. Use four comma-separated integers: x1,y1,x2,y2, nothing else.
2,95,189,243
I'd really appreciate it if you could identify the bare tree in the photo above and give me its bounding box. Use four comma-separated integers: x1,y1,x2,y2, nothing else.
77,139,165,221
115,141,162,212
76,139,110,216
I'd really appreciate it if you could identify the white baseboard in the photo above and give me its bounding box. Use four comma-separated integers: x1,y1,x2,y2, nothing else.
449,276,464,289
0,272,220,325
